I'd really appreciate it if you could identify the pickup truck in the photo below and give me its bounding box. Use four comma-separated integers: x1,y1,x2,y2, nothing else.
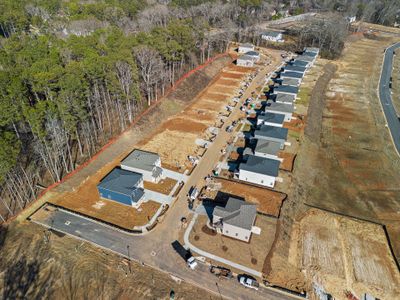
171,240,198,270
238,274,259,290
188,186,199,200
210,266,233,278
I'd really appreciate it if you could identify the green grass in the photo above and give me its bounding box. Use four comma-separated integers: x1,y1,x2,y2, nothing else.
241,123,251,132
289,130,300,139
296,87,311,106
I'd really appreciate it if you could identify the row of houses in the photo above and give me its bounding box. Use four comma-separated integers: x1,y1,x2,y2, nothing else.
97,149,164,208
209,48,319,243
236,47,319,188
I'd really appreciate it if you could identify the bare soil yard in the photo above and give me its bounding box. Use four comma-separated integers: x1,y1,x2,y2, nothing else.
51,192,160,229
190,214,277,272
144,177,177,195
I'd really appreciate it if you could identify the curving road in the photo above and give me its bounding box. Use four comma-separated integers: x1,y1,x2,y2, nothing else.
378,42,400,156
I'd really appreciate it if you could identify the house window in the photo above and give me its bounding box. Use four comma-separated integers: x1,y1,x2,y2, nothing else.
225,230,229,234
261,180,264,183
245,236,248,240
235,233,238,237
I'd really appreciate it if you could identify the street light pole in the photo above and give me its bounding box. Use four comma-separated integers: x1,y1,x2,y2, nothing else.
127,245,132,274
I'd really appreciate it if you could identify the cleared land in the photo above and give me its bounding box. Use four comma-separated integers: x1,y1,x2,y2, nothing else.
202,178,286,217
264,34,400,299
289,209,400,299
189,214,277,272
0,222,216,299
137,63,253,173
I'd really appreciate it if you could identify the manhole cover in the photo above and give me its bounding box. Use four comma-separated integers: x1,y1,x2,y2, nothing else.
151,251,156,257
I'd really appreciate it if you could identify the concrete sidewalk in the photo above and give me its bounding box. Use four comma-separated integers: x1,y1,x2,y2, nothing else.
183,213,262,278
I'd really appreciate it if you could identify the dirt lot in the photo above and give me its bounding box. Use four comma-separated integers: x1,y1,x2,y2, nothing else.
190,214,277,272
264,34,400,299
202,178,286,217
144,178,177,195
51,191,161,229
0,222,217,299
277,152,296,172
286,209,400,299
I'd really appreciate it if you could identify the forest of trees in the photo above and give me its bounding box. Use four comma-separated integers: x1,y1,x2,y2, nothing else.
0,0,399,221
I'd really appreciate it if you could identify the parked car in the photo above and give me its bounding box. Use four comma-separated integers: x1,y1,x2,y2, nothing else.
188,186,199,200
238,274,259,290
171,240,198,270
186,256,198,270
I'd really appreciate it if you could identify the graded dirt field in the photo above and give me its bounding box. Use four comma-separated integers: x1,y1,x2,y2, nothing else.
264,34,400,299
285,209,400,299
190,214,277,272
203,178,286,217
136,63,253,172
0,222,217,300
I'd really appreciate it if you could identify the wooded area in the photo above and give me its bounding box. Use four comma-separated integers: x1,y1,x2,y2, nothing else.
0,0,399,221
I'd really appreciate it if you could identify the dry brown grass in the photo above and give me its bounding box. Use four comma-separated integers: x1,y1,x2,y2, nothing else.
143,177,177,195
52,193,161,229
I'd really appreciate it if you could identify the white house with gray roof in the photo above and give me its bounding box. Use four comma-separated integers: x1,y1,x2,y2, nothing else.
257,112,285,127
254,125,289,147
212,197,257,242
237,55,255,67
274,85,299,96
274,93,296,105
121,149,164,183
265,101,295,121
261,31,284,42
254,139,283,161
238,155,280,188
238,43,255,54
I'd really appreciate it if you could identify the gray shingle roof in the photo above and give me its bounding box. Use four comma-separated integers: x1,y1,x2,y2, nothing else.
254,125,288,140
291,60,309,67
303,51,318,58
98,168,144,201
274,93,295,104
238,55,254,62
280,71,303,79
265,101,294,113
304,47,319,53
245,51,259,57
213,197,257,231
284,65,306,73
240,154,280,177
255,139,282,155
296,55,315,62
262,31,281,37
241,43,254,48
258,112,285,125
281,78,300,86
274,85,299,95
122,149,160,172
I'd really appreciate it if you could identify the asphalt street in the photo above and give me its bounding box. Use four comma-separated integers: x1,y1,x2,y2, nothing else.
33,208,296,300
379,42,400,155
